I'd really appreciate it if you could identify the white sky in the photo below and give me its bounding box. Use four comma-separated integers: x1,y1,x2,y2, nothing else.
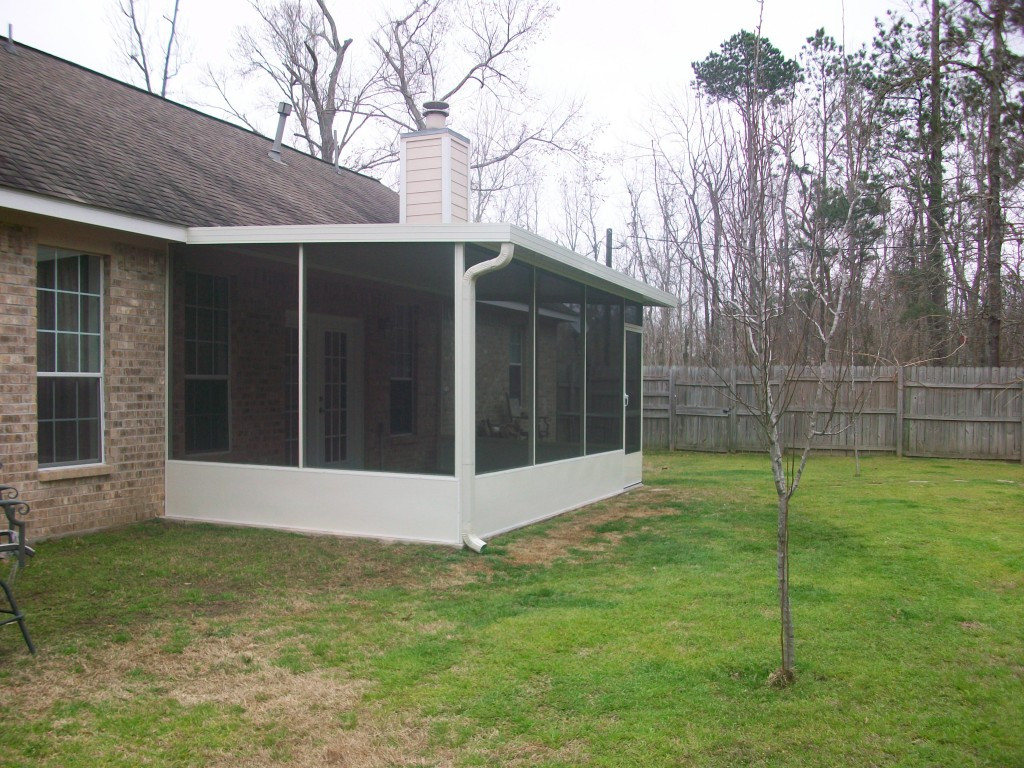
2,0,905,228
4,0,902,132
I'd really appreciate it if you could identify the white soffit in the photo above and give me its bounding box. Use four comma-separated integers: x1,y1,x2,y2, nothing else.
186,222,677,308
0,187,189,242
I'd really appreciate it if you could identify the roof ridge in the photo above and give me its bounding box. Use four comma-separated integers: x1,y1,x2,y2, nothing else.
0,35,388,187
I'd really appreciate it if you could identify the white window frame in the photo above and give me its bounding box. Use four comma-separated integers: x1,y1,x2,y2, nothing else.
36,246,105,468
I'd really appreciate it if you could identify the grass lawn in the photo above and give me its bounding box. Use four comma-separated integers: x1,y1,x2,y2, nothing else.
1,453,1022,767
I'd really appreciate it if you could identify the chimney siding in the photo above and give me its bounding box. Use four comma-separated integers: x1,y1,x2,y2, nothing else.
400,127,471,225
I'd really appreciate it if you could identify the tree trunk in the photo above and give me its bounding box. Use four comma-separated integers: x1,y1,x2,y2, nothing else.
777,491,795,677
768,429,795,682
983,0,1005,366
926,0,948,360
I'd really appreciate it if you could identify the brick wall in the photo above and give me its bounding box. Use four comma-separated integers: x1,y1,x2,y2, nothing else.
0,220,167,539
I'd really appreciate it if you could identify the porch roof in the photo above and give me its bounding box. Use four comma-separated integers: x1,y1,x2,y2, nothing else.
186,222,677,308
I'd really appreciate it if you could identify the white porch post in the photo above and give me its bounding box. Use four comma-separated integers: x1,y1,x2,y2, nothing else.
455,243,470,545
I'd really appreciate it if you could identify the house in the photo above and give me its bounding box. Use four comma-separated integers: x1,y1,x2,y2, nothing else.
0,39,675,548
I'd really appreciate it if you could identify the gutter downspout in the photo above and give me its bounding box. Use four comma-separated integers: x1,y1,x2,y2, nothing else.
459,242,515,552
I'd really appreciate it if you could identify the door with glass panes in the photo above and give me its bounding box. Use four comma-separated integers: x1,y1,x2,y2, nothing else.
305,316,363,469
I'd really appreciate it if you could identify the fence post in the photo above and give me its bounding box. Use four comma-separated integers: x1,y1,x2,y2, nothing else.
729,366,738,453
668,366,677,452
895,366,904,458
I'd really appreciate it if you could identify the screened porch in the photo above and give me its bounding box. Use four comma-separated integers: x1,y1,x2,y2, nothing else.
164,225,673,546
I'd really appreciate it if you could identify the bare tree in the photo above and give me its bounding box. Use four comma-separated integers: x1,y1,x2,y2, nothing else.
681,20,884,685
466,95,588,222
371,0,588,220
373,0,553,130
208,0,587,222
551,154,608,260
112,0,183,97
205,0,385,165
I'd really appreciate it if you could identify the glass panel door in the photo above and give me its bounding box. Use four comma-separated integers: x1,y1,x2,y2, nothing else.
305,316,363,469
625,329,642,454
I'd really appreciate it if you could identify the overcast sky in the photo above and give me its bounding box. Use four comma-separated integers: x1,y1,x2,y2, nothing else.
3,0,908,232
5,0,904,138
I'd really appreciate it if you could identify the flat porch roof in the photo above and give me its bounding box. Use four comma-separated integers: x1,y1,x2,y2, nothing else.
184,222,678,309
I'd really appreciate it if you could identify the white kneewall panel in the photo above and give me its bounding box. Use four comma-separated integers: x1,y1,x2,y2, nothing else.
166,461,461,545
624,451,643,487
473,451,628,539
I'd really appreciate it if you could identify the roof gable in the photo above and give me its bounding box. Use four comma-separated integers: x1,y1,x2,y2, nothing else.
0,41,399,228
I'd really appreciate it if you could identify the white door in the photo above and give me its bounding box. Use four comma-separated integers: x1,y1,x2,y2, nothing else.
305,316,363,469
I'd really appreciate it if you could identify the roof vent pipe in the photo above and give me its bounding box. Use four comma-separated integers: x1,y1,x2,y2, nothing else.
268,101,292,163
422,101,449,130
5,25,16,53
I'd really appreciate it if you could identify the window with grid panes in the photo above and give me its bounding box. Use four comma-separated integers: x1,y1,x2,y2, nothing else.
36,247,103,466
184,272,230,453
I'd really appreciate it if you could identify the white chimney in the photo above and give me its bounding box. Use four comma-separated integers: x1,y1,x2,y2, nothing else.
399,101,471,224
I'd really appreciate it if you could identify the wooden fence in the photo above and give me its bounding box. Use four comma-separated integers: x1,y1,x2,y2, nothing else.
643,365,1024,462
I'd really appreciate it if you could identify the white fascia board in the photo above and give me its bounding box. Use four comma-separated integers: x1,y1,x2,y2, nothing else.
0,187,188,242
186,222,678,308
506,225,678,308
186,222,506,245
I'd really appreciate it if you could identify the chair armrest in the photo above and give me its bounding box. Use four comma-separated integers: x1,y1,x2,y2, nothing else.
0,502,30,551
0,499,30,527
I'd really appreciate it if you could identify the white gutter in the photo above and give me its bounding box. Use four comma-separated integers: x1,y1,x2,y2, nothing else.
458,241,515,552
0,187,189,242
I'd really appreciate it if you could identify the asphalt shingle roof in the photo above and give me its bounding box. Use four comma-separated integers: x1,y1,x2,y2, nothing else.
0,40,399,228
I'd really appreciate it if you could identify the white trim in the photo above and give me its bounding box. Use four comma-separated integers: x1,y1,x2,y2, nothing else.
36,247,106,468
1,187,188,242
185,223,677,307
400,126,472,144
398,139,408,224
441,134,452,224
464,139,472,223
454,244,467,543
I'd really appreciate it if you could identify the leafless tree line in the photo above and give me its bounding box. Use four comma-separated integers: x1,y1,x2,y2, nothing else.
617,0,1023,371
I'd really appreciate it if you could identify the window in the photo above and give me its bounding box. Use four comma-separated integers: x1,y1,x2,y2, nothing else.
184,272,230,453
37,247,103,467
390,304,416,435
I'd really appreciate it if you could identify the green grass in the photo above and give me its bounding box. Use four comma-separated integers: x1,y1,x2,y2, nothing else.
1,453,1022,766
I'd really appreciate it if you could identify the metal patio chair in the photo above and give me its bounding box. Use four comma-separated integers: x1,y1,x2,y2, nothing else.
0,466,35,654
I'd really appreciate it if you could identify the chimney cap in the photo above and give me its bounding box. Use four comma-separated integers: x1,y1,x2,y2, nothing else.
277,101,293,116
422,101,449,130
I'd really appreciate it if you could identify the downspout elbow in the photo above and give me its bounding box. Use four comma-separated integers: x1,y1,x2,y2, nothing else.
464,241,515,283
